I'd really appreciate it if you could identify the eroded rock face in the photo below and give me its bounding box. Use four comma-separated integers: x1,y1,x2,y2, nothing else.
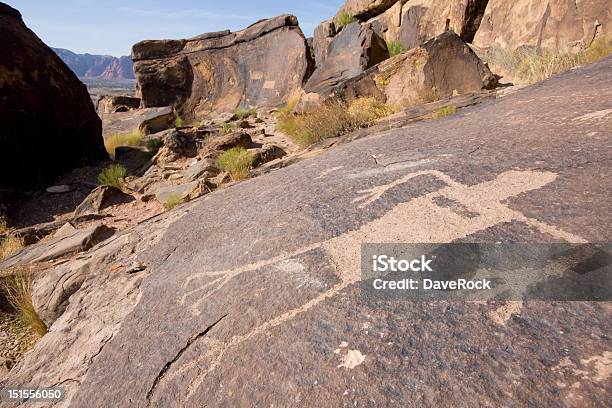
399,0,490,47
473,0,612,52
0,2,105,190
304,22,389,95
313,19,336,65
331,31,498,106
132,15,313,120
335,0,400,22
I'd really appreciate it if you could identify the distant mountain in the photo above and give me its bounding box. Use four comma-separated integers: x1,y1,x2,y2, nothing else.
52,48,135,80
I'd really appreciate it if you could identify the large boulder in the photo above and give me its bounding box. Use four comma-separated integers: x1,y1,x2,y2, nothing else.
330,31,498,106
304,22,389,95
0,3,105,190
334,0,399,22
473,0,612,52
132,15,313,120
329,1,490,47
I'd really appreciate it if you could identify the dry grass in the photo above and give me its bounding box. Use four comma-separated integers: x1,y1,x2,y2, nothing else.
482,36,612,83
0,217,23,261
163,193,186,210
386,40,406,57
174,117,184,128
222,122,237,134
1,269,47,337
104,129,143,157
432,105,457,119
233,107,256,120
216,147,254,181
277,94,301,116
277,97,396,148
98,164,127,188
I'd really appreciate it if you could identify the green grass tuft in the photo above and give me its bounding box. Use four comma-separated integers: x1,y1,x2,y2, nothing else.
216,147,254,181
386,40,406,57
98,164,127,188
163,193,186,210
432,105,457,119
233,107,256,120
336,12,356,28
175,117,184,128
222,122,238,134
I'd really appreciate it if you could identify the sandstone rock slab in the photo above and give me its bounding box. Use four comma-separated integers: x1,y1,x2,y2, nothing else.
473,0,612,52
331,31,498,107
132,15,313,120
304,21,389,95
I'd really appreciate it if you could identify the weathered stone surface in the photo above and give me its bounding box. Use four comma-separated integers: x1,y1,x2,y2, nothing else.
73,186,131,219
97,95,141,114
251,145,287,166
132,15,313,120
46,185,73,194
304,22,389,95
473,0,612,52
331,31,497,106
184,159,220,181
0,2,105,190
101,106,174,137
154,181,199,204
398,0,490,48
313,19,336,65
0,224,114,268
335,0,399,22
2,57,611,407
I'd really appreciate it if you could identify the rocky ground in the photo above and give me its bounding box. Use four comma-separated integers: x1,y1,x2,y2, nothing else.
1,56,610,407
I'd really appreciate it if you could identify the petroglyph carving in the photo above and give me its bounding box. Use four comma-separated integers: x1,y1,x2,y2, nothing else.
152,169,587,401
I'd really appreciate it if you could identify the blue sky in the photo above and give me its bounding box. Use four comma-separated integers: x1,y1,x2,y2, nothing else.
10,0,343,56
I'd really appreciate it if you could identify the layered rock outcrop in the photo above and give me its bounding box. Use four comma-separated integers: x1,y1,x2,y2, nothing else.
473,0,612,52
331,31,497,106
304,22,389,95
0,3,105,190
132,15,313,120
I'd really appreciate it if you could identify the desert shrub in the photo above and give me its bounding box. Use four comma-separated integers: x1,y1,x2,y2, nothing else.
432,105,457,119
216,147,254,181
163,193,186,210
1,270,47,336
0,217,23,261
347,97,397,124
482,36,612,84
386,40,406,57
584,36,612,62
175,117,184,128
104,129,143,157
222,122,237,134
98,164,127,188
336,13,356,28
233,107,256,120
277,97,396,147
